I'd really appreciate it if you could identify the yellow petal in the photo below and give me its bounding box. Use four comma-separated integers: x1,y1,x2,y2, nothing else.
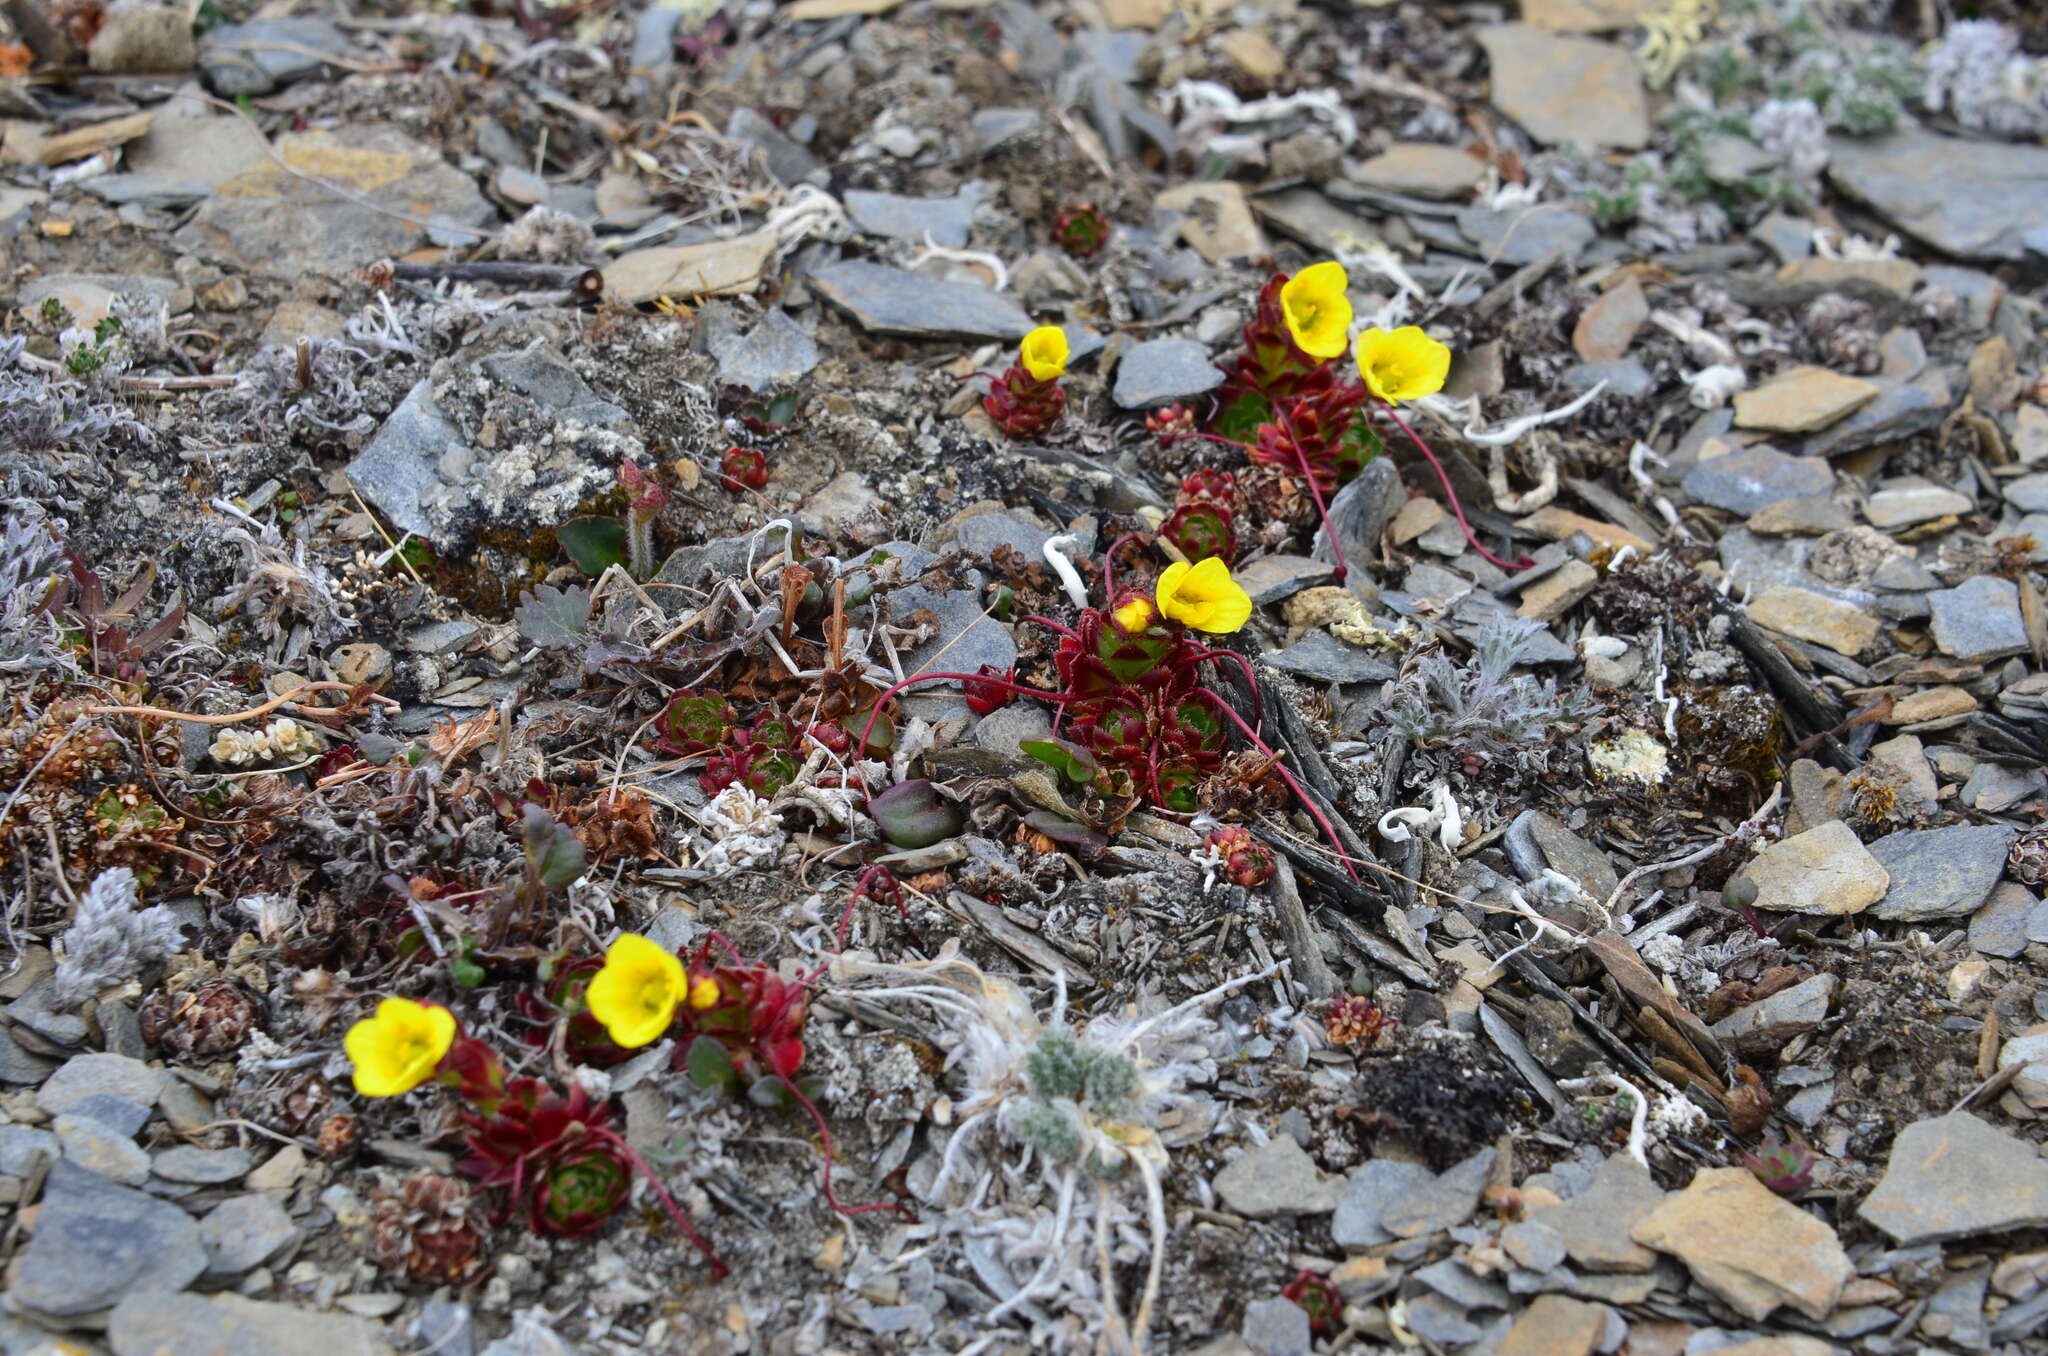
1019,325,1069,382
689,976,722,1010
1153,561,1194,625
586,932,685,1048
1280,261,1352,360
345,997,455,1097
1112,594,1156,632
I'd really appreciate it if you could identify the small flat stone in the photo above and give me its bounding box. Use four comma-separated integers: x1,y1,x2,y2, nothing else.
1734,366,1880,434
811,260,1033,341
1352,144,1485,200
602,231,778,306
54,1113,150,1185
1112,338,1224,409
1213,1135,1344,1218
1517,506,1653,556
1775,255,1924,296
1232,554,1337,606
1749,495,1853,536
174,126,492,275
1529,1154,1663,1272
201,1192,301,1276
1745,583,1880,656
59,1092,150,1137
1963,761,2047,812
1878,326,1927,381
38,1052,166,1118
109,1292,398,1356
1866,824,2016,923
1333,1157,1435,1248
0,1124,59,1174
1456,204,1596,266
2006,474,2048,514
199,18,350,95
1501,1218,1569,1272
13,1159,207,1317
1866,733,1937,818
1632,1166,1850,1320
1859,1113,2048,1243
1381,1147,1495,1238
1475,26,1649,150
891,582,1017,688
1887,685,1978,724
1572,276,1649,362
1497,1294,1606,1356
1682,445,1834,515
1927,575,2030,663
1517,558,1599,623
1260,631,1398,685
1519,0,1655,30
1745,820,1888,916
1560,357,1653,396
1219,28,1286,82
1795,382,1946,458
1829,127,2048,262
710,309,820,391
1866,479,1972,528
153,1144,254,1185
1519,810,1622,905
844,183,989,249
725,107,823,186
1241,1296,1312,1356
1154,181,1266,263
1970,883,2040,959
1711,973,1835,1058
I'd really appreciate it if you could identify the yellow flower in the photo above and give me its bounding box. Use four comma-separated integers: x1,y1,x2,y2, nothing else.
1020,325,1069,382
585,933,687,1048
1112,594,1156,632
1154,558,1253,634
1354,326,1452,404
688,976,721,1010
1280,261,1353,360
345,997,456,1098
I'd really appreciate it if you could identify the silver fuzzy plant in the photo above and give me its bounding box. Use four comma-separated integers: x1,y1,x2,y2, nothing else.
51,867,187,1009
1923,20,2048,137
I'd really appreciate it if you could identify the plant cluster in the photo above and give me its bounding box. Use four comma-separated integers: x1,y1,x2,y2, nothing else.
344,997,726,1267
1052,202,1111,258
1377,618,1593,770
1159,468,1237,566
1163,261,1522,580
984,325,1070,439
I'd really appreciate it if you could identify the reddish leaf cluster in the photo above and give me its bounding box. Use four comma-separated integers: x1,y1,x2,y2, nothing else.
982,364,1066,439
1161,469,1239,565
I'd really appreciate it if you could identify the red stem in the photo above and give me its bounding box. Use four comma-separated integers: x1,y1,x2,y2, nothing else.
1019,614,1080,640
1184,645,1263,729
1101,532,1143,598
1376,399,1534,572
838,865,910,951
786,1078,909,1219
1193,687,1358,882
611,1132,730,1278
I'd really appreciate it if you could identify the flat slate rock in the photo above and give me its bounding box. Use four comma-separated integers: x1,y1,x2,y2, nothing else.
811,261,1033,340
13,1159,207,1316
1865,824,2016,922
199,18,352,95
1333,1158,1435,1248
1455,204,1597,265
109,1292,397,1356
1927,575,2030,663
1829,127,2048,262
37,1052,166,1117
1860,1112,2048,1243
1682,445,1833,515
1261,630,1399,685
1474,25,1649,150
1112,338,1225,408
843,183,990,248
173,125,492,276
1212,1136,1344,1218
710,308,820,391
